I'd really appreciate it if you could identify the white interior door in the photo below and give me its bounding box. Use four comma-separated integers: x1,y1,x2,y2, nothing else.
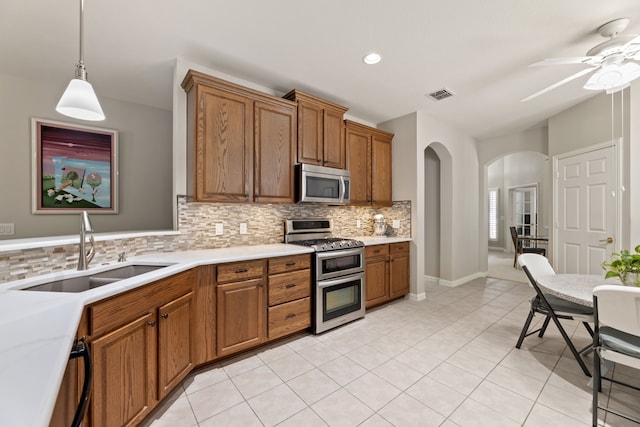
555,144,617,274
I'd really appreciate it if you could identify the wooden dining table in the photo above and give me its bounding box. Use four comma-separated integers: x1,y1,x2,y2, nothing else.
534,274,621,307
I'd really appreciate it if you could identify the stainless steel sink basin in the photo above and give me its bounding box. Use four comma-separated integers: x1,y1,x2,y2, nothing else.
22,264,171,293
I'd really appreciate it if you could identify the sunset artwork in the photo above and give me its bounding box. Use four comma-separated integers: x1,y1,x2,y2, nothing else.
33,120,118,213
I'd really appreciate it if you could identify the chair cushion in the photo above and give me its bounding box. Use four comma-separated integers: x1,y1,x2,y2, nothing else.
544,294,593,315
522,247,546,255
599,326,640,359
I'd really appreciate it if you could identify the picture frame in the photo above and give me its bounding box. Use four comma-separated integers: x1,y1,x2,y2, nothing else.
32,118,119,214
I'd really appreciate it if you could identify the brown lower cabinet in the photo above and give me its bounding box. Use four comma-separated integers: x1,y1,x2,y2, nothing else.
365,242,410,308
51,254,314,427
88,270,194,427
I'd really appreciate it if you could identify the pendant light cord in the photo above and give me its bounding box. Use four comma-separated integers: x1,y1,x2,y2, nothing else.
75,0,87,80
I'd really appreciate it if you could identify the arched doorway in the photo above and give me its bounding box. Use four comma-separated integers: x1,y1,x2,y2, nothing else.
423,143,453,285
485,151,550,280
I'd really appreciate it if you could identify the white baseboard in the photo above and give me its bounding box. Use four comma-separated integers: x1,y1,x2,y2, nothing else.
436,272,487,288
408,292,426,301
488,247,506,252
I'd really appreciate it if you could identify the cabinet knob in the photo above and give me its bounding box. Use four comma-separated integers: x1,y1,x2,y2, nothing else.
235,268,248,274
161,313,169,319
285,262,296,267
148,320,156,327
285,313,296,319
285,284,296,289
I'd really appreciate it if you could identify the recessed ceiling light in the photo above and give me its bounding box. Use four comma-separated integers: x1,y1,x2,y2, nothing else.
363,52,382,65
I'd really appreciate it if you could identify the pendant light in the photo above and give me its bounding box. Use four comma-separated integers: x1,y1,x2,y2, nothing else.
56,0,105,121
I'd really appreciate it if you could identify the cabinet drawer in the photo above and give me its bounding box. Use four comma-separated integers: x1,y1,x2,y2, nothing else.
89,270,193,337
268,269,310,306
217,260,264,283
268,297,311,339
365,244,389,258
268,254,311,275
390,242,409,255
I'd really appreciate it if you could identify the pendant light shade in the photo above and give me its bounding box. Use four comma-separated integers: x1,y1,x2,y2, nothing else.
56,0,105,121
56,78,104,121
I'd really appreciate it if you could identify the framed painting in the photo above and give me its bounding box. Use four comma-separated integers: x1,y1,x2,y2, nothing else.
32,118,119,213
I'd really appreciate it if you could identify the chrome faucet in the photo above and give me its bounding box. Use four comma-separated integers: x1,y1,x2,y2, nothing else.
77,211,95,270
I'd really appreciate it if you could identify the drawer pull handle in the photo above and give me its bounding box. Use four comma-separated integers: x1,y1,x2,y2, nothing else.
374,250,381,254
148,320,156,327
285,262,296,267
161,313,169,319
235,268,248,273
285,313,296,319
286,284,296,289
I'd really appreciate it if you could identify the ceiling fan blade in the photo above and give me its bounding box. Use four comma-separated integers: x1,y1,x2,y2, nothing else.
530,57,595,66
521,67,597,102
623,34,640,49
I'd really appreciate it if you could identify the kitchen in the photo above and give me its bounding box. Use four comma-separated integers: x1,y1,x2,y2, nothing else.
3,1,640,426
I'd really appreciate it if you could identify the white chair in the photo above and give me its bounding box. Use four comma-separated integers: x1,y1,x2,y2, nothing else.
592,285,640,426
517,253,594,376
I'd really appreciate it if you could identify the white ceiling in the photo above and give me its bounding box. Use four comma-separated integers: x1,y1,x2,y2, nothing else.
2,0,640,140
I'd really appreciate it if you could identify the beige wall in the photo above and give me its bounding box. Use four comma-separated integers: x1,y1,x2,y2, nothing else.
0,73,173,239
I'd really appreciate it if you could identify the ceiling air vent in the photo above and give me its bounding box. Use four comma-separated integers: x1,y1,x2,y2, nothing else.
426,88,455,101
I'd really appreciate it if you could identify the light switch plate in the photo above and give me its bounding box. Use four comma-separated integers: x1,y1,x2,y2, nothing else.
239,223,248,234
356,219,361,229
215,223,223,235
392,220,400,229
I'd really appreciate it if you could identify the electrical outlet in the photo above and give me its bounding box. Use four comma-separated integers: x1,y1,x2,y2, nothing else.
239,223,248,234
0,223,14,235
356,219,361,229
215,223,224,235
392,220,400,229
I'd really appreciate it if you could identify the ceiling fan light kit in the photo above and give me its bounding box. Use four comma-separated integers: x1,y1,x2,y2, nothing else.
56,0,105,121
523,17,640,101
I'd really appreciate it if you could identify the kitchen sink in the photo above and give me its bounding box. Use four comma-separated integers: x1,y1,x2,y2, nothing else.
22,264,172,293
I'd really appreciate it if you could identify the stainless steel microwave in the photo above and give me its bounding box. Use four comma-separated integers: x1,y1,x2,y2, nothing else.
297,163,350,205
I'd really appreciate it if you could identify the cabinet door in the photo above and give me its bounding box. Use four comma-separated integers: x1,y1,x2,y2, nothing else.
389,253,410,299
323,108,345,168
254,100,297,203
365,256,389,308
158,292,193,400
196,84,252,202
371,133,393,207
297,100,323,165
91,313,157,427
345,125,371,205
217,278,265,357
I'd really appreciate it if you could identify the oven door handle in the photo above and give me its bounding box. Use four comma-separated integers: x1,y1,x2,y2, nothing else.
316,271,364,289
315,247,364,261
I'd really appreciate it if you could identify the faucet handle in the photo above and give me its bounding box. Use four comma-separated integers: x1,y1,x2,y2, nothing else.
118,252,127,262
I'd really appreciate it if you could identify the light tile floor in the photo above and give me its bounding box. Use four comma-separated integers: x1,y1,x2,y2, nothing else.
142,277,640,427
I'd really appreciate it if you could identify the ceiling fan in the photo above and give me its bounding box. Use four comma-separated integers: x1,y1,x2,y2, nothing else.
522,18,640,102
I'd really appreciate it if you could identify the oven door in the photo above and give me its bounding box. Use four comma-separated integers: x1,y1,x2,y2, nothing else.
316,247,364,281
314,272,365,334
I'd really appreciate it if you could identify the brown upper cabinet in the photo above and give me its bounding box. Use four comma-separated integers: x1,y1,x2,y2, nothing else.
283,90,348,169
182,70,297,203
345,120,394,207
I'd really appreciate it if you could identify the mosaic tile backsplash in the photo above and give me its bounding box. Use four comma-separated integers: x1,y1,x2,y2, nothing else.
0,198,411,282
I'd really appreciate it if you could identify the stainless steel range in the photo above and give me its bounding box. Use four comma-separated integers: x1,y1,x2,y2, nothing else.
285,218,365,333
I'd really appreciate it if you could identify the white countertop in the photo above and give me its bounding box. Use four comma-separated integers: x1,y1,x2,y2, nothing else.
0,243,313,427
357,236,412,245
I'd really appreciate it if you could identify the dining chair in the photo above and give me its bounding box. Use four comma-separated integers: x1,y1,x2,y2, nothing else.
510,226,546,268
516,253,594,376
592,285,640,426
